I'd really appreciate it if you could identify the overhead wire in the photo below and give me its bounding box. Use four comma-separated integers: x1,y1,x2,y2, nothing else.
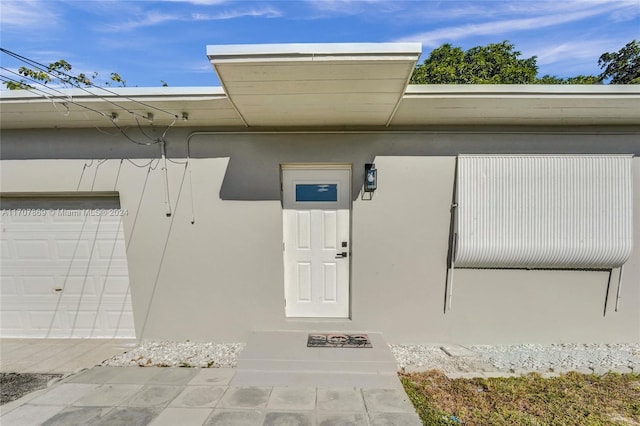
1,48,183,120
1,70,161,146
1,49,187,146
3,49,198,224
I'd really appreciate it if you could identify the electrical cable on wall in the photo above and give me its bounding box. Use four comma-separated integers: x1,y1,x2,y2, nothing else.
91,159,109,191
76,160,94,191
3,49,200,224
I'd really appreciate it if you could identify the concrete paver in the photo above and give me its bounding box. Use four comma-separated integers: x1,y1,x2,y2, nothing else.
149,407,214,426
316,388,366,412
105,366,162,384
262,411,313,426
266,387,316,410
369,412,423,425
0,404,66,426
1,337,424,425
95,406,163,425
361,388,417,413
169,386,227,408
127,385,184,407
316,412,369,426
204,409,264,425
72,384,143,406
148,367,199,385
189,368,235,386
1,365,425,425
28,383,99,406
40,406,111,426
216,386,271,409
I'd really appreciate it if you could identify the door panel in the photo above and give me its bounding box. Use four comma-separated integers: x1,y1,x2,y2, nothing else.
282,167,350,318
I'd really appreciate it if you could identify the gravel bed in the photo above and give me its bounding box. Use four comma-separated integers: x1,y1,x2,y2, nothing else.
470,343,640,372
391,343,640,373
101,341,245,368
390,344,488,373
1,373,62,405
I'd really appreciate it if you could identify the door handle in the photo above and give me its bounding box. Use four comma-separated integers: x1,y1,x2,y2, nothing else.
335,252,348,259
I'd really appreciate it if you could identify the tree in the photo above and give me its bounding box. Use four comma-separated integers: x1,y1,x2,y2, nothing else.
411,41,538,84
598,40,640,84
3,59,126,90
536,74,600,84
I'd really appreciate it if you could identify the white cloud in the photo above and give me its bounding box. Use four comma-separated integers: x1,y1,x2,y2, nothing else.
192,7,282,20
394,1,638,47
162,0,228,4
534,40,611,66
0,0,59,28
100,4,282,31
304,0,401,16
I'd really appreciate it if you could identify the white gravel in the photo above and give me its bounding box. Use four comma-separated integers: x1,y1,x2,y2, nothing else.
101,341,245,368
470,343,640,372
102,340,640,374
390,345,488,373
391,343,640,373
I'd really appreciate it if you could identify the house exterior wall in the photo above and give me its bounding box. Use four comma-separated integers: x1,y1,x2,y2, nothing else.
1,128,638,344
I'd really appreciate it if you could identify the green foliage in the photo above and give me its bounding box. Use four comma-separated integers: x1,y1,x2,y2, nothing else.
411,41,538,84
537,74,600,84
4,59,127,90
412,40,638,85
598,39,640,84
107,72,126,87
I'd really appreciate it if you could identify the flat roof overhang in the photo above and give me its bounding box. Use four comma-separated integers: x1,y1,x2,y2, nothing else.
391,85,640,126
1,42,639,130
206,42,422,127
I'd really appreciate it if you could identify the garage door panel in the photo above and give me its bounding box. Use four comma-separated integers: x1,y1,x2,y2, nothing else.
0,240,10,259
14,240,51,259
1,276,18,295
0,205,135,338
96,240,127,259
21,276,59,295
106,310,134,331
54,240,94,259
55,276,98,296
0,310,23,330
28,311,64,331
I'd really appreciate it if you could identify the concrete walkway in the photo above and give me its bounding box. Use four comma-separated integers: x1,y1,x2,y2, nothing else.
1,335,422,425
1,339,137,374
1,366,422,425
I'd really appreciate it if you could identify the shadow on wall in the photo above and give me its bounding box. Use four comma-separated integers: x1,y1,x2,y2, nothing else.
1,128,638,202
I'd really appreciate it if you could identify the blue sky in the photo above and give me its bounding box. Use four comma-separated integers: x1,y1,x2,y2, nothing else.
1,0,638,88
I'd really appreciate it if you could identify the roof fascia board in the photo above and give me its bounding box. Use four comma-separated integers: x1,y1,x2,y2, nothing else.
207,42,422,60
405,84,640,95
0,86,228,102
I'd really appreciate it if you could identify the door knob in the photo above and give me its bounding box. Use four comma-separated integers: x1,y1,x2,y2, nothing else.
335,252,348,258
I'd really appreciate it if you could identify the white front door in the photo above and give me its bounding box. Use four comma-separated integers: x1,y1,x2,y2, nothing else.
282,167,351,318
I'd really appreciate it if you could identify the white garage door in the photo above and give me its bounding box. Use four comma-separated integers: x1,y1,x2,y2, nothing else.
1,194,135,338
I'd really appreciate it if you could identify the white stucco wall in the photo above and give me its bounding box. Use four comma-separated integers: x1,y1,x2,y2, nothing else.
1,128,638,344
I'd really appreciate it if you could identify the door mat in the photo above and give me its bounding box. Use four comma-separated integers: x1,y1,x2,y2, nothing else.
307,333,372,348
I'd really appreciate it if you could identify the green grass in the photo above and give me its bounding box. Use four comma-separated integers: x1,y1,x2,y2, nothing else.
400,370,640,426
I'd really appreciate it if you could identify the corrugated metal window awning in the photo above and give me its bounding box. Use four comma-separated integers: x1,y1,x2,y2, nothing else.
444,154,634,313
455,155,633,269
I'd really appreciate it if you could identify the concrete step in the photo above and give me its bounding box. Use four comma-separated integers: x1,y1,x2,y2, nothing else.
234,330,401,388
237,358,398,373
231,369,403,389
